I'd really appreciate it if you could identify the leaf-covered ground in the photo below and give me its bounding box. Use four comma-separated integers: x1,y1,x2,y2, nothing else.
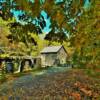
0,68,100,100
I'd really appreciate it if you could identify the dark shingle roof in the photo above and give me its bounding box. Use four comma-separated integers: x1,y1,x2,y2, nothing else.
41,45,62,54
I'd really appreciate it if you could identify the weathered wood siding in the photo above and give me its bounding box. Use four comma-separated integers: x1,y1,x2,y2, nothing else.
41,53,57,67
57,47,68,64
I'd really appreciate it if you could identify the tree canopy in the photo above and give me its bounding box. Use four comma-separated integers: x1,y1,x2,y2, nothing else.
0,0,84,38
0,0,99,68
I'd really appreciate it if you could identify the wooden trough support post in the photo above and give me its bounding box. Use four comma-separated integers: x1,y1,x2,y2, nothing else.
0,60,6,80
35,57,41,69
14,56,23,73
0,61,3,79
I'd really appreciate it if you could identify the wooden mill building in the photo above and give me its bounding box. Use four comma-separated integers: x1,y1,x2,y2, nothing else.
40,45,68,67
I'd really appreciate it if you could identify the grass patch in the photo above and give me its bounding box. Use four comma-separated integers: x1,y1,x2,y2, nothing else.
0,67,48,84
0,75,6,84
85,68,100,78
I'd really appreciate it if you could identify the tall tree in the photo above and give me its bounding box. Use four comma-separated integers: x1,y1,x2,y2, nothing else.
0,0,84,40
71,0,100,68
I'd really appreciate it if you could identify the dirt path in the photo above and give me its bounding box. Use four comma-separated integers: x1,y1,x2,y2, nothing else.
0,68,100,100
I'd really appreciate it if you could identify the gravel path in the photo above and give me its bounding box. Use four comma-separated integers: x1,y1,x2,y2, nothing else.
0,67,70,98
0,67,100,100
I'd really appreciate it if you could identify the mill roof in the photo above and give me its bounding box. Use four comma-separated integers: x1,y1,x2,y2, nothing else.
41,45,64,54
